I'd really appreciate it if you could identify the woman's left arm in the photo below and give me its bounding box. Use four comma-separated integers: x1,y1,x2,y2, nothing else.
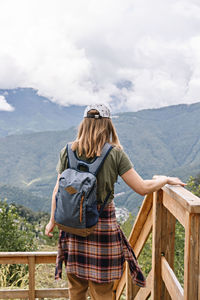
45,174,60,237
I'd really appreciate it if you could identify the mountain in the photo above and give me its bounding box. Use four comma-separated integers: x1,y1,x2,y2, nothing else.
0,184,50,212
0,129,77,206
115,102,200,177
0,88,85,136
0,101,200,212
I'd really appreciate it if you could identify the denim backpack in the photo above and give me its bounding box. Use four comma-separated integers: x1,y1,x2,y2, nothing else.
54,143,113,237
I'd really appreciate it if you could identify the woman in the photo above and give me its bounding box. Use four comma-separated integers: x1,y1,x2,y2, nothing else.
45,104,185,300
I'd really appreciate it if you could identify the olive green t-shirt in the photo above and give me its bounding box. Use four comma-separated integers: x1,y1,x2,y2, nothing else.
56,146,133,204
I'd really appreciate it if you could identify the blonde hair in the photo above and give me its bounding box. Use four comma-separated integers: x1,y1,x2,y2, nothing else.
71,110,122,158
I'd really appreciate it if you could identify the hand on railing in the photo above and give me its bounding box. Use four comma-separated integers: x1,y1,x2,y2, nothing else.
167,176,186,186
153,175,186,187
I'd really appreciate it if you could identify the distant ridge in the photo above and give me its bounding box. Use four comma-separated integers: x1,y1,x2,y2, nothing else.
0,99,200,212
0,88,85,136
0,184,49,212
0,87,199,137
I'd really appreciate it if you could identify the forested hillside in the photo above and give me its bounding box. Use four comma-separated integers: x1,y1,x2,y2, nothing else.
0,101,200,212
0,184,50,212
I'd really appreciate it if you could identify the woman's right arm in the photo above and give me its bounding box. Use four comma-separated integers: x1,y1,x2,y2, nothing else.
45,174,60,237
121,168,186,196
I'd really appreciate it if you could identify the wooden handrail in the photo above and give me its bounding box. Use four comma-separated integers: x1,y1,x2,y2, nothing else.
114,183,200,300
0,252,69,299
162,184,200,213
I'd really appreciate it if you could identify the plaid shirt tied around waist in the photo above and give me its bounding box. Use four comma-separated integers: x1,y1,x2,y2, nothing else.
55,201,146,287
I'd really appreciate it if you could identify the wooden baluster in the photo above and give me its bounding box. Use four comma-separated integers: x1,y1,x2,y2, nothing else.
152,190,163,300
126,262,140,300
184,211,200,300
126,262,133,300
160,205,176,299
28,256,35,300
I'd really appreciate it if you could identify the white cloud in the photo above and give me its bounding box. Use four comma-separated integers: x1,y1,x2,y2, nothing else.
0,0,200,111
0,95,14,111
173,1,200,20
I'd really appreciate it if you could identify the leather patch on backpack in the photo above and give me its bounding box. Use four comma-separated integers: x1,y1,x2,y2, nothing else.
65,186,77,194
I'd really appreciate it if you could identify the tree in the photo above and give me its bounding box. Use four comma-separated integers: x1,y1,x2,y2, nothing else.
0,200,37,287
187,174,200,197
0,200,36,252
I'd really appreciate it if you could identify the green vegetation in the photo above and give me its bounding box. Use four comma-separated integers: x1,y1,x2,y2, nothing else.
0,200,36,287
138,234,152,277
0,199,60,249
187,174,200,197
0,200,36,252
0,199,60,290
174,221,185,287
120,213,135,238
1,100,200,212
0,184,51,212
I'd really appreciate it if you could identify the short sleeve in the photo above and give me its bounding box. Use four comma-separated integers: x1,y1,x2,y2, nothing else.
118,150,133,176
56,146,68,174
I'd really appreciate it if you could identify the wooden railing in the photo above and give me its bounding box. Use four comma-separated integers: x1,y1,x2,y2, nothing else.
0,252,68,299
0,184,200,299
113,183,200,299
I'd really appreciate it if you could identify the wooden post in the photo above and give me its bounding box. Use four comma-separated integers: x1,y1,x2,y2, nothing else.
112,289,116,300
184,211,200,300
160,205,176,299
28,256,35,300
152,190,163,300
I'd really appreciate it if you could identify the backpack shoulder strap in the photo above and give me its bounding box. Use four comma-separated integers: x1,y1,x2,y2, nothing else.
66,143,79,169
88,143,113,175
66,143,113,175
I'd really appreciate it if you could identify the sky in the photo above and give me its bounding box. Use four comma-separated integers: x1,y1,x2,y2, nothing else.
0,0,200,112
